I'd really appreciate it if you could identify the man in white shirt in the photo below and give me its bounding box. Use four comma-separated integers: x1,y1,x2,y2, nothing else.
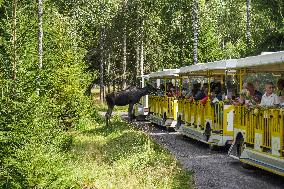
260,82,280,107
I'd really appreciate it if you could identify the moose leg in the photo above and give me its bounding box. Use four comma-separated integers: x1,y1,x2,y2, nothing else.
105,105,114,126
128,103,134,122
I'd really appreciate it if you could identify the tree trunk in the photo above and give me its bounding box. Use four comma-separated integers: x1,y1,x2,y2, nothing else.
37,0,43,95
246,0,251,49
192,0,199,65
121,0,128,89
106,53,111,93
135,44,140,86
140,40,144,87
112,75,115,92
122,31,127,89
99,27,105,103
12,0,17,82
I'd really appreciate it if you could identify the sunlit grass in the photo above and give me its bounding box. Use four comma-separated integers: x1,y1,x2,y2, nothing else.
13,114,191,188
66,115,192,189
13,90,191,188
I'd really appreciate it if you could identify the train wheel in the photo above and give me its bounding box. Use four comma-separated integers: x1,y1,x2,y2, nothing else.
209,144,218,151
236,136,244,158
162,112,167,125
176,115,182,129
204,122,211,141
236,135,254,169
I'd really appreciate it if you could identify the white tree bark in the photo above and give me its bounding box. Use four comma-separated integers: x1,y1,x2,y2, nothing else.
122,32,127,89
38,0,43,69
246,0,251,48
135,45,140,85
107,53,111,93
192,0,199,65
140,40,144,80
121,0,128,89
100,27,105,102
12,0,17,82
37,0,43,95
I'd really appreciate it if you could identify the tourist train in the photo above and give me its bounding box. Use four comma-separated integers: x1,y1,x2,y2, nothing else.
135,51,284,177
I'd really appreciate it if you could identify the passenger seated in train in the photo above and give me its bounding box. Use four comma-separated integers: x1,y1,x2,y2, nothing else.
194,83,208,101
173,86,182,98
157,84,165,96
259,82,280,107
200,83,215,104
209,82,223,103
246,82,262,104
276,78,284,106
232,82,262,107
185,81,200,99
196,81,222,104
181,87,188,98
166,82,175,96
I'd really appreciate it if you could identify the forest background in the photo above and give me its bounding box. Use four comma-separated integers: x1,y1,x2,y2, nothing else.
0,0,283,188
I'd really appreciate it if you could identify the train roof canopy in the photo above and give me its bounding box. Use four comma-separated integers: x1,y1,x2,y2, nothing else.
179,59,237,76
230,51,284,73
149,69,180,79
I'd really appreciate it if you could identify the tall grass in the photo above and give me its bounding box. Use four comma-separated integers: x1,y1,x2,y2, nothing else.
7,113,191,188
68,115,192,188
2,87,191,188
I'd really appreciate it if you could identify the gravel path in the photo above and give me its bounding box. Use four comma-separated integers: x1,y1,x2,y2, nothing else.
118,113,284,189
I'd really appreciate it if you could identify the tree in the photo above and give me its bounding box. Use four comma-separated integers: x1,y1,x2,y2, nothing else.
246,0,251,49
121,0,128,89
192,0,199,64
99,26,105,102
37,0,43,94
12,0,17,85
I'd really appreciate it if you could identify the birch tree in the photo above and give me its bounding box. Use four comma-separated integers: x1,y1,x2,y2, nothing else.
246,0,251,49
38,0,43,94
121,0,128,89
12,0,17,82
192,0,199,64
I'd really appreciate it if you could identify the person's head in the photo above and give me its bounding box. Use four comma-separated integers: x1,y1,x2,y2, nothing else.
214,82,221,94
265,82,275,95
168,82,174,87
277,78,284,90
203,83,208,89
246,82,255,95
203,83,209,93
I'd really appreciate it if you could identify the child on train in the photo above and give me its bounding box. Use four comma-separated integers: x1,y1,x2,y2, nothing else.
259,82,280,107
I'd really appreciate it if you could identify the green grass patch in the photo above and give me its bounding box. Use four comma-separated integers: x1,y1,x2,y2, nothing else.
6,114,191,188
68,115,192,188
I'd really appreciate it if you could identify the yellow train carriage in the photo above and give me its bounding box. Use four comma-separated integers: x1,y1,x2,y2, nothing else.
177,60,237,148
228,51,284,176
148,69,180,127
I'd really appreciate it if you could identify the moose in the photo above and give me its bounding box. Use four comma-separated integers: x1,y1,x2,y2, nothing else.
105,83,155,126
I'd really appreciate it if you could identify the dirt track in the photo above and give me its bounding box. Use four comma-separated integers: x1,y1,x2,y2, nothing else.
123,114,284,189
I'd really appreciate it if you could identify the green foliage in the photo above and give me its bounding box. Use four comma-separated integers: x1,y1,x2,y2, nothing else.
0,0,283,188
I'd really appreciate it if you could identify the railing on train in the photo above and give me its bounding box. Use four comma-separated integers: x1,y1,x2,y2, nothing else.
233,106,284,157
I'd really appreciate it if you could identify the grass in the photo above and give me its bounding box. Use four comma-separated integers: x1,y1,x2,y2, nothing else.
88,88,191,188
66,115,192,188
14,113,191,188
11,89,191,188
